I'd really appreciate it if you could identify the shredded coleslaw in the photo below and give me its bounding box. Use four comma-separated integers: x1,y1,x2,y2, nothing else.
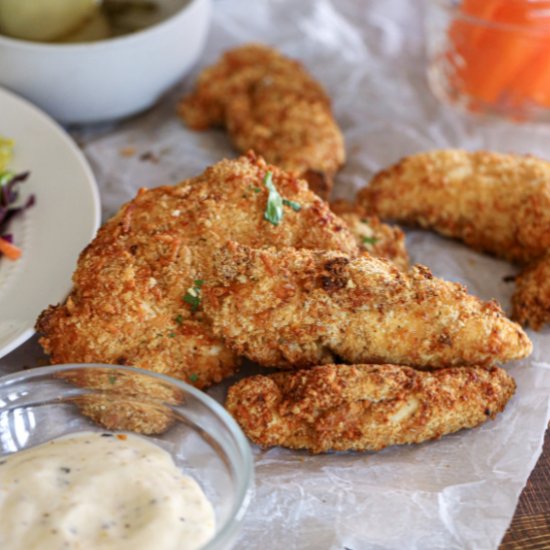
0,137,35,261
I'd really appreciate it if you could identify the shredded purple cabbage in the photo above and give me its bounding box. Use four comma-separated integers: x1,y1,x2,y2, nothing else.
0,171,35,244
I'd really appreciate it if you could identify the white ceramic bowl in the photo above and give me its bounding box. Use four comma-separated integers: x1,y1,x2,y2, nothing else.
0,0,211,124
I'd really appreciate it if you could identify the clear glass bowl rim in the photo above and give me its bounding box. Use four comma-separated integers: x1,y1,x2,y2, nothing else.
0,363,254,550
430,0,550,36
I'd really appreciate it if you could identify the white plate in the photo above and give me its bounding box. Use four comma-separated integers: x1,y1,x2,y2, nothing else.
0,87,100,359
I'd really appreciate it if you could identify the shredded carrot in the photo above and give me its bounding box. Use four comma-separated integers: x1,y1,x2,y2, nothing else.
0,237,22,260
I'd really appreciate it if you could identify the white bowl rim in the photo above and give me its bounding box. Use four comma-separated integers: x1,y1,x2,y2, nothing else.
0,0,209,52
0,361,254,550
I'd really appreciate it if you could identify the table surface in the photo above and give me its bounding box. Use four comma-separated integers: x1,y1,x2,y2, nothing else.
501,427,550,549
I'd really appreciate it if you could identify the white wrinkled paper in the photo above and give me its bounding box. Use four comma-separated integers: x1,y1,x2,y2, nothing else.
1,1,549,548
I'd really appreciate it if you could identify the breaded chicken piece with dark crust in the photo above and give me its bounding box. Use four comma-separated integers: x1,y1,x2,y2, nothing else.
203,242,532,369
331,199,409,270
226,364,516,453
357,150,550,265
36,153,358,389
179,44,345,199
512,253,550,330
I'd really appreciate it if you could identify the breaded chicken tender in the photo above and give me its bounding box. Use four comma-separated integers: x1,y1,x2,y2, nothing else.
331,199,409,270
179,44,345,199
36,153,358,389
512,254,550,330
225,364,516,453
59,367,181,435
357,150,550,264
202,243,532,369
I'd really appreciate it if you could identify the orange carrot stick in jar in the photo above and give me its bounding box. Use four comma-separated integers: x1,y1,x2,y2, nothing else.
446,0,550,112
509,38,550,108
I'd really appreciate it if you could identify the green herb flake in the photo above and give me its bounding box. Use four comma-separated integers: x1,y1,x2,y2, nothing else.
183,280,204,312
283,198,301,212
0,171,14,187
263,171,284,226
108,374,117,385
189,373,199,383
168,332,177,338
183,293,200,311
361,235,379,246
175,314,184,325
248,184,261,193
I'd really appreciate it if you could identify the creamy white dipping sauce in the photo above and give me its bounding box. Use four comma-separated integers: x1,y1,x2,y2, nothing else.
0,431,216,550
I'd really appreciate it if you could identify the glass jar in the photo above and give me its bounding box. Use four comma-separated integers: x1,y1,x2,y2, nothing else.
425,0,550,121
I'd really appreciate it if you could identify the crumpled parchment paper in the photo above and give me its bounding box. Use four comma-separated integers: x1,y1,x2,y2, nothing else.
1,1,549,548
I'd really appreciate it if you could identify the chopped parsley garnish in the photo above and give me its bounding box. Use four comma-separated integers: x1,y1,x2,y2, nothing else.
283,198,301,212
183,279,204,312
168,332,176,338
189,373,199,383
175,314,184,325
361,235,379,246
263,171,284,225
262,172,302,225
248,184,261,193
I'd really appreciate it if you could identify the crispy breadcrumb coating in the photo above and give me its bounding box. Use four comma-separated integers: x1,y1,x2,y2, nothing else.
225,364,516,453
357,150,550,264
58,368,181,435
512,254,550,330
203,242,532,369
179,44,345,199
36,154,358,389
331,199,409,270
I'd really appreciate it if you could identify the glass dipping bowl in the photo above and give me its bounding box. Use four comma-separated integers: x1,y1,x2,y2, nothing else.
425,0,550,122
0,364,253,550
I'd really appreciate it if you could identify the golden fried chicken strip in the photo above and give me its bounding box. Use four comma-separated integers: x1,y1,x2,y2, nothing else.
331,199,409,270
37,154,358,388
226,364,515,453
357,150,550,264
203,243,532,369
179,44,345,199
512,254,550,330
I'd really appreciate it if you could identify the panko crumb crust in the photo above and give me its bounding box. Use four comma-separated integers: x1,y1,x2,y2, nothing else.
179,44,345,199
330,199,409,271
203,242,531,369
512,253,550,330
226,363,516,453
36,153,358,388
357,150,550,265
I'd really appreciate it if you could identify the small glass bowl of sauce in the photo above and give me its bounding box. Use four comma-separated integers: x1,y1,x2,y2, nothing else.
0,364,253,550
